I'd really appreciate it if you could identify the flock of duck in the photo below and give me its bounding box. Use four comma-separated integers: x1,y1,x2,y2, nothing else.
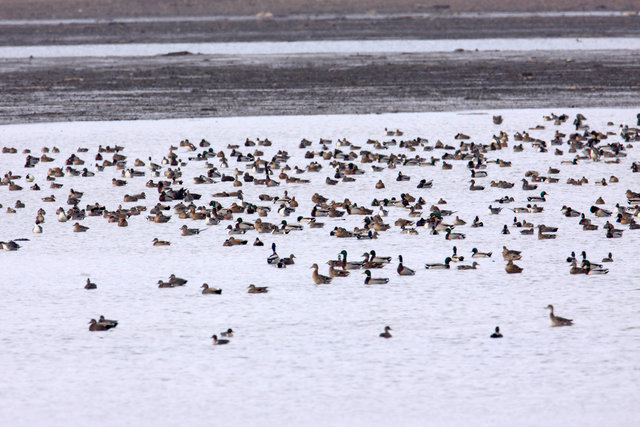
1,111,639,342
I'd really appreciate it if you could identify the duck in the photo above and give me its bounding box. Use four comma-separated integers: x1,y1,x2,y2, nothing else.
157,280,174,288
425,257,452,269
253,238,264,246
471,248,492,258
445,228,465,240
363,269,389,284
397,255,416,276
457,261,479,270
32,223,43,233
379,326,392,338
490,327,503,338
537,226,557,239
601,252,613,262
569,260,587,274
168,274,187,286
84,278,97,289
582,260,609,275
221,328,234,337
211,335,229,345
89,318,117,331
502,246,522,261
223,237,248,246
248,284,269,293
527,191,548,202
337,250,364,270
450,246,464,262
369,250,391,264
152,237,171,246
505,260,523,274
328,264,350,277
73,223,89,232
545,304,573,326
566,251,576,263
267,243,280,265
181,225,205,236
311,263,332,284
201,283,222,294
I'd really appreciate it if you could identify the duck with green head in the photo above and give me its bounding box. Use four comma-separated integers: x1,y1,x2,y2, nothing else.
363,269,389,284
425,257,452,269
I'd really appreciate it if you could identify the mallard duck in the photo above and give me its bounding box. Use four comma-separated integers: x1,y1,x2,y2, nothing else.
490,326,503,338
267,243,280,265
582,260,609,275
471,248,492,258
211,335,229,345
363,269,389,284
328,264,350,277
248,284,268,293
505,260,523,273
545,305,573,326
457,261,479,270
361,252,385,269
445,228,465,240
502,246,522,260
527,191,548,202
425,257,452,269
379,326,392,338
369,250,391,264
201,283,222,294
397,255,415,276
337,250,363,269
569,260,586,274
601,252,613,262
451,246,464,262
311,263,332,284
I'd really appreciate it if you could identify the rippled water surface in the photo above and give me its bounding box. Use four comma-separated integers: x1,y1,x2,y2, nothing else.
1,109,639,426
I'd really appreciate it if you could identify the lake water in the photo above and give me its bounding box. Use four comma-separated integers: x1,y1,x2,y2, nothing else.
1,37,640,58
0,108,639,426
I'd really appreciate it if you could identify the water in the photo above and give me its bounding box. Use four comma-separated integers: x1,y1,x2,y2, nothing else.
1,37,640,58
0,108,639,426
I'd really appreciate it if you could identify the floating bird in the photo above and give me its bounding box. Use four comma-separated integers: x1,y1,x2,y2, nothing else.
168,274,187,286
311,263,332,284
471,248,492,258
363,269,389,284
545,305,573,326
211,335,229,345
267,243,280,265
84,278,97,289
221,328,233,337
89,318,117,331
490,327,503,338
457,261,479,270
505,260,523,274
425,257,452,269
379,326,392,338
201,283,222,294
152,237,171,246
248,284,269,293
502,246,522,261
397,255,415,276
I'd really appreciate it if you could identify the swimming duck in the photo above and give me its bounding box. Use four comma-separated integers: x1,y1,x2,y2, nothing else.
152,237,171,246
369,250,391,264
223,237,248,246
181,225,205,236
211,335,229,345
601,252,613,262
501,225,510,235
311,263,332,284
363,269,389,284
32,223,43,233
490,327,503,338
457,261,479,270
157,280,174,288
445,228,465,240
569,260,587,274
450,246,464,262
168,274,187,286
328,264,350,277
502,246,522,261
397,255,415,276
267,243,280,265
201,283,222,294
537,226,556,239
471,248,492,258
338,250,363,270
89,318,117,331
84,278,97,289
253,238,264,246
581,260,609,275
527,191,548,202
505,260,523,274
545,305,573,326
379,326,392,338
425,257,452,269
220,328,233,337
73,223,89,232
248,284,269,293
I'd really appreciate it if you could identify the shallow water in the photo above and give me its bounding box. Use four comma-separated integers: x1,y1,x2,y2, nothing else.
0,108,639,426
1,37,640,58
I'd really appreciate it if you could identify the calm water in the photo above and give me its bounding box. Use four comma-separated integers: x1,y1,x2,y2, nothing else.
0,109,639,426
1,37,640,58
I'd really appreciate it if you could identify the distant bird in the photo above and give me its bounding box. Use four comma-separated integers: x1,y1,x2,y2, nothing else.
89,318,117,331
311,263,332,284
221,328,233,337
425,257,452,269
545,305,573,326
248,284,268,293
490,327,503,338
379,326,392,338
505,260,523,274
267,243,280,265
397,255,416,276
152,237,171,246
181,225,205,236
84,278,97,290
211,335,229,345
168,274,187,286
363,269,389,284
201,283,222,294
471,248,492,258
